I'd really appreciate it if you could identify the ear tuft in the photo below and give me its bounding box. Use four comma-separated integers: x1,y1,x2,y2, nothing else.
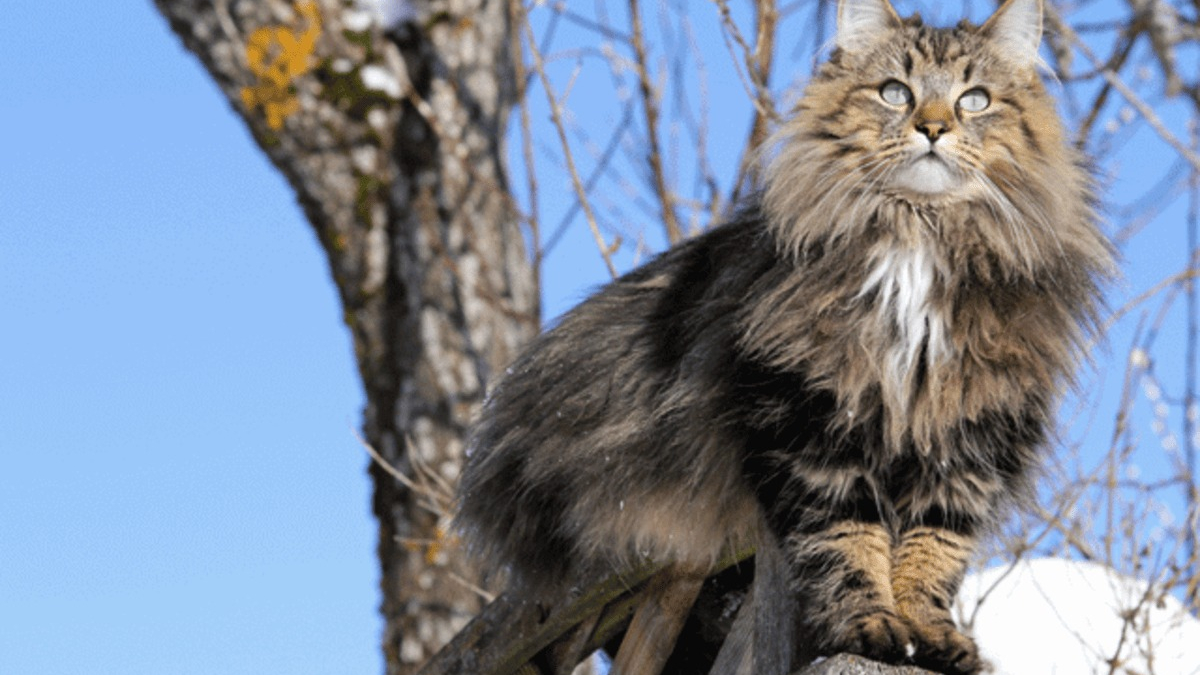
836,0,901,53
983,0,1044,68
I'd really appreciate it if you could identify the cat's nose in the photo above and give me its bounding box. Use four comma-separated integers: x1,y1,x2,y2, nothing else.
914,100,954,143
916,120,949,142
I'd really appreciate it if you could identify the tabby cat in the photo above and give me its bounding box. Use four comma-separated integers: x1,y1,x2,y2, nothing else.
456,0,1112,672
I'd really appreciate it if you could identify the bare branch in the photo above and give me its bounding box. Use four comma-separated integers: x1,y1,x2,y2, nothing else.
1053,6,1200,170
523,18,619,277
628,0,683,244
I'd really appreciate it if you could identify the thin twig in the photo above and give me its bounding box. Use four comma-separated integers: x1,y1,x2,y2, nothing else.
729,0,779,202
1074,29,1138,146
1054,7,1200,170
523,20,618,277
509,0,542,314
710,0,779,125
1099,269,1200,338
542,104,637,258
628,0,682,244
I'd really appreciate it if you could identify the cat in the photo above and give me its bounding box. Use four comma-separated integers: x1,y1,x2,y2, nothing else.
455,0,1112,673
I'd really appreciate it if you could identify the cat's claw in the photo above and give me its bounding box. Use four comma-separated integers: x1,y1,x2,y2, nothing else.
908,621,983,675
823,612,983,675
825,611,916,665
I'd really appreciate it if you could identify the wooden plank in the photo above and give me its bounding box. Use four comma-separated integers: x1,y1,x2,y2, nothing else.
417,561,663,675
610,570,706,675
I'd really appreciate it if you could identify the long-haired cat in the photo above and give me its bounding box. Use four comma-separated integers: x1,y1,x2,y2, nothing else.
456,0,1112,672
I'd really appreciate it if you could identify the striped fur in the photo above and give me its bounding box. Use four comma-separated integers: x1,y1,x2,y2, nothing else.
455,0,1111,672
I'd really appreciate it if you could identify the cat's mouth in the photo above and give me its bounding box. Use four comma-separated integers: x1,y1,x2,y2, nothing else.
891,152,963,196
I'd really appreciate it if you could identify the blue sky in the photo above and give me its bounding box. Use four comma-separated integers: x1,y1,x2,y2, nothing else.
1,1,1195,675
1,3,378,673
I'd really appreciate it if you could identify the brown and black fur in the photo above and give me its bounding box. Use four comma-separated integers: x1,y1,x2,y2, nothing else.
456,0,1113,673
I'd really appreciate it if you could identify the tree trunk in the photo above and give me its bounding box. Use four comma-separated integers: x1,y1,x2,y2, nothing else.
152,2,537,673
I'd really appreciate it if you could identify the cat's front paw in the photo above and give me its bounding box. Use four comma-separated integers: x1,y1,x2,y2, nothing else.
908,619,983,675
823,610,917,665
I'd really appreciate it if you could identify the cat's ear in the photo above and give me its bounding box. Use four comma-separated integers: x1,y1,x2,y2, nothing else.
982,0,1044,68
836,0,901,53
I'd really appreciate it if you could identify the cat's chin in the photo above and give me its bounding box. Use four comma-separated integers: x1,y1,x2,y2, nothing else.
890,155,964,198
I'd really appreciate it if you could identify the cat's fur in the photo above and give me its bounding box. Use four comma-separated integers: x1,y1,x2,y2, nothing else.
456,0,1112,672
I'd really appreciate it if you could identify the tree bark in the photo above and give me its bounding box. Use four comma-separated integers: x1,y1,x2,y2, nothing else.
795,654,935,675
152,2,537,673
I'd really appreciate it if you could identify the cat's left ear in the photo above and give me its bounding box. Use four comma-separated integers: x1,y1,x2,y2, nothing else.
982,0,1044,68
836,0,902,53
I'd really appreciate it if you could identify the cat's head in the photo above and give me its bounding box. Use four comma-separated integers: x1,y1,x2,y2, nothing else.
764,0,1098,271
829,0,1049,194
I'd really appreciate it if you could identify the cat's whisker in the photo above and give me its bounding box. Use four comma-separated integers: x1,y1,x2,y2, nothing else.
979,177,1042,273
988,169,1068,262
969,172,1026,243
946,146,1045,272
824,157,898,241
995,167,1064,238
791,153,894,248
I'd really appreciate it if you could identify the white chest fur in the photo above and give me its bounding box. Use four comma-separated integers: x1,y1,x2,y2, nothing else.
859,245,949,401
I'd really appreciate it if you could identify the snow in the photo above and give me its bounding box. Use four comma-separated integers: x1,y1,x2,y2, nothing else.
957,558,1200,675
355,0,417,28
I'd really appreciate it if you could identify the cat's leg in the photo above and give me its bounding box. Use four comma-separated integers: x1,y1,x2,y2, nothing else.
891,525,981,675
746,437,913,664
783,518,916,664
747,454,922,664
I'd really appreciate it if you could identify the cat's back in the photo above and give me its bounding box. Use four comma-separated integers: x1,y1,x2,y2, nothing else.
456,211,777,592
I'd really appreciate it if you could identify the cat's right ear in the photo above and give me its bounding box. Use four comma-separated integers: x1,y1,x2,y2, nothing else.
836,0,902,53
981,0,1044,69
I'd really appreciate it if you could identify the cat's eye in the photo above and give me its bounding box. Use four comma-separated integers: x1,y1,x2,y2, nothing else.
879,80,913,107
958,88,990,112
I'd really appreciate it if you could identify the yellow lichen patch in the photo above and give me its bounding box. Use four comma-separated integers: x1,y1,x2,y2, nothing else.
240,1,322,130
397,524,459,566
424,524,462,565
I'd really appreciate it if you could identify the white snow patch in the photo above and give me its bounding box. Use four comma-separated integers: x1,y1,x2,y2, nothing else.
958,558,1200,675
360,64,402,98
356,0,418,28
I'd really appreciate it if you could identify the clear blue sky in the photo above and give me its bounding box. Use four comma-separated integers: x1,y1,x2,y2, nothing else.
1,3,379,673
0,2,1190,675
